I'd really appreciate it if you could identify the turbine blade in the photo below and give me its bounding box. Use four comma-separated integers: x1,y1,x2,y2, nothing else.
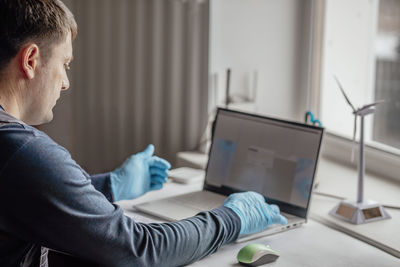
360,100,385,110
333,76,356,112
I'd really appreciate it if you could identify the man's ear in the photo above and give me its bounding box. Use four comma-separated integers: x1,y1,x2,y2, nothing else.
20,43,40,80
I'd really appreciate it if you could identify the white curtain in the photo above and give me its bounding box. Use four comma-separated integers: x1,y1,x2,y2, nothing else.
41,0,209,173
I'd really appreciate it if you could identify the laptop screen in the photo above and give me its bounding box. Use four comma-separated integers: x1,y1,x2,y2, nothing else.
204,108,324,218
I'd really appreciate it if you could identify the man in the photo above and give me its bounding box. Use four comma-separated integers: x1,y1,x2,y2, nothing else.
0,1,287,266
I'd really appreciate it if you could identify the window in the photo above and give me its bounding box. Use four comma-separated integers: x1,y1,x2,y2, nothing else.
317,0,400,180
320,0,378,144
373,0,400,150
320,0,400,152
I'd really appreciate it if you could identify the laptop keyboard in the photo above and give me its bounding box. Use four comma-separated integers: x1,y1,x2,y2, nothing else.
168,191,225,211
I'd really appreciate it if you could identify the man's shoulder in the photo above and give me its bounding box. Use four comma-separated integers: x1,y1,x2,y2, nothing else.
0,123,56,167
0,122,34,152
0,122,39,147
0,108,49,141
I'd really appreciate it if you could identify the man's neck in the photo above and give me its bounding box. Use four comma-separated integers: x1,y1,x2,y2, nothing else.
0,83,23,119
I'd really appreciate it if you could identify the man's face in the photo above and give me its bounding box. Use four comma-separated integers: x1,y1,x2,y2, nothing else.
25,32,73,125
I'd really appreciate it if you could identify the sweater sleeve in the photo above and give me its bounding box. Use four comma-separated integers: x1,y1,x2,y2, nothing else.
90,173,114,202
0,135,240,267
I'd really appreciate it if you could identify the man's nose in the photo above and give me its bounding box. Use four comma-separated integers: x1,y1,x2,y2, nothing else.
62,78,70,91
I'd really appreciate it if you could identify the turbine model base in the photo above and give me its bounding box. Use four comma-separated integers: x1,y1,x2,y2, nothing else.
329,199,391,224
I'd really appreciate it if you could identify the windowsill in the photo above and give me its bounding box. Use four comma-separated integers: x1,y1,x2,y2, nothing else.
315,156,400,207
321,132,400,182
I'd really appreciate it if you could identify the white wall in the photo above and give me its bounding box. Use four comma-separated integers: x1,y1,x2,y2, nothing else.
209,0,310,121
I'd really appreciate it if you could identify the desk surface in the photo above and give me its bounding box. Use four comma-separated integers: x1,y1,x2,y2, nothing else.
117,160,400,267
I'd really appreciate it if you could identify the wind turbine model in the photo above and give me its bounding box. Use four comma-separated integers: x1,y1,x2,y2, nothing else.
329,77,391,224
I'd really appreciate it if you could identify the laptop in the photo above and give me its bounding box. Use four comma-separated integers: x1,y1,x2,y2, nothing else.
136,108,324,242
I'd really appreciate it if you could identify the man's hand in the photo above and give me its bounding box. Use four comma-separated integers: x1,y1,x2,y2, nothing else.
110,144,171,201
223,191,288,235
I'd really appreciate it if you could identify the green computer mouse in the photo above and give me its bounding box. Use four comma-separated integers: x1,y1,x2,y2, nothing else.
237,243,280,266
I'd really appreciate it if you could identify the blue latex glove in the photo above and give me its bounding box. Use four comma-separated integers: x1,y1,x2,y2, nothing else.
110,144,171,201
223,191,288,235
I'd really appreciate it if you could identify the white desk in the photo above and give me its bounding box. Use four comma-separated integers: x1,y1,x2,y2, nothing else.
117,177,400,267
